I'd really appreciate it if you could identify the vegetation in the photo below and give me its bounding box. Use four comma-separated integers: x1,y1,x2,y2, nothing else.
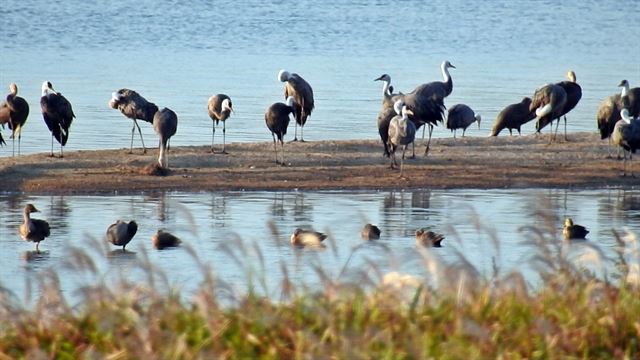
1,219,639,359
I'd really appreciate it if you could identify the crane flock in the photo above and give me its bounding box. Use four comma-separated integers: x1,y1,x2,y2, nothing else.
1,64,639,176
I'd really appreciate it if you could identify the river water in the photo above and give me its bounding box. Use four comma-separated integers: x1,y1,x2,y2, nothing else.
1,1,639,302
1,189,639,302
1,1,638,156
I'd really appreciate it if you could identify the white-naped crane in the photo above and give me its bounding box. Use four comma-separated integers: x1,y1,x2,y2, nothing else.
278,69,314,141
207,94,234,153
40,81,75,157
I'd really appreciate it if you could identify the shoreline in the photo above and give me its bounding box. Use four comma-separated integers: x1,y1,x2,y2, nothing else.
0,132,638,195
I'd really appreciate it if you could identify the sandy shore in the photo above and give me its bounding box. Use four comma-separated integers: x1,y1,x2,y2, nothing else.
0,132,637,194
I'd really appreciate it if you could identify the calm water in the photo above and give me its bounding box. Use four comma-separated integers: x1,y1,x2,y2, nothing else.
1,1,639,156
1,189,640,303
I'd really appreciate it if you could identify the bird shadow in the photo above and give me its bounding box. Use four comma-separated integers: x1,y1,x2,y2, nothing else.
107,249,137,259
142,164,172,176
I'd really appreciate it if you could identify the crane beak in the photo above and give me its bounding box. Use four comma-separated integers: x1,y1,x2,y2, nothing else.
374,75,384,81
406,109,414,116
618,80,626,87
450,64,456,69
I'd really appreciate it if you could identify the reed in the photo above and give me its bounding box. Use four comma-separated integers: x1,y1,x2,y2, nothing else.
1,214,639,359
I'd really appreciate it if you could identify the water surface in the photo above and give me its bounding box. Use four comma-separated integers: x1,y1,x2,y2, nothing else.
2,189,639,303
1,1,638,156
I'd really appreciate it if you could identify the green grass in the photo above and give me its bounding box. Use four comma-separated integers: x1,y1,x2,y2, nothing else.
1,224,639,358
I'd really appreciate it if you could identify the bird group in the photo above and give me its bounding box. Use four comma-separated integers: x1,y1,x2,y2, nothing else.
3,65,639,176
18,203,181,253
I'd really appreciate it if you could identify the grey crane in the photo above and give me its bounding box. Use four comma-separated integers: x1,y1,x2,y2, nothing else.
490,97,536,136
153,108,178,169
109,88,159,154
207,94,234,153
388,100,416,178
265,96,295,165
106,220,138,251
530,83,567,142
278,70,314,141
446,104,481,138
0,83,29,155
612,108,640,176
40,81,75,157
19,204,50,252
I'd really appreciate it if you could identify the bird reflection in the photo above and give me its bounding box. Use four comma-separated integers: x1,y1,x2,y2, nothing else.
411,191,431,209
22,250,50,263
47,196,70,232
293,193,313,222
270,192,287,218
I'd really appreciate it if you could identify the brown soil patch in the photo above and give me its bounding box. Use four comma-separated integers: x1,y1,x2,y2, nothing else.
0,132,638,194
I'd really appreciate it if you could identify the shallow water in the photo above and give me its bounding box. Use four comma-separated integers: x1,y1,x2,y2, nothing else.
1,189,639,303
1,1,638,156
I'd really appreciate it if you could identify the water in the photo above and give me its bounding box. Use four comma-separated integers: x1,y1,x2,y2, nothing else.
1,1,639,156
1,189,639,303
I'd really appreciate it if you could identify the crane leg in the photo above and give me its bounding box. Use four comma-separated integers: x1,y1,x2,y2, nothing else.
291,122,298,142
271,134,278,164
211,122,216,153
222,121,228,154
134,119,146,154
280,139,286,166
424,124,434,155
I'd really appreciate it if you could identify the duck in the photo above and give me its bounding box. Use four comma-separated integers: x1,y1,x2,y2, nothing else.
290,228,327,247
151,230,181,250
19,204,51,251
106,220,138,250
415,228,444,247
361,223,381,240
562,218,589,240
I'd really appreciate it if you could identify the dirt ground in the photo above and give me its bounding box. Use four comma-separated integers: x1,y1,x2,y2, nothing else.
0,132,638,194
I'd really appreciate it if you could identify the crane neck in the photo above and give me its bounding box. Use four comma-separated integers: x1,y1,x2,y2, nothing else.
381,79,390,96
441,63,451,83
621,109,633,124
621,83,630,98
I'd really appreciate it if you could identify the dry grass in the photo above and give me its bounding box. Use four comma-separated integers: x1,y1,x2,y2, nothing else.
1,212,639,359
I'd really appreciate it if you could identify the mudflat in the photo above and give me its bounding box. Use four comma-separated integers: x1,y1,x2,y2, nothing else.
0,132,637,194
